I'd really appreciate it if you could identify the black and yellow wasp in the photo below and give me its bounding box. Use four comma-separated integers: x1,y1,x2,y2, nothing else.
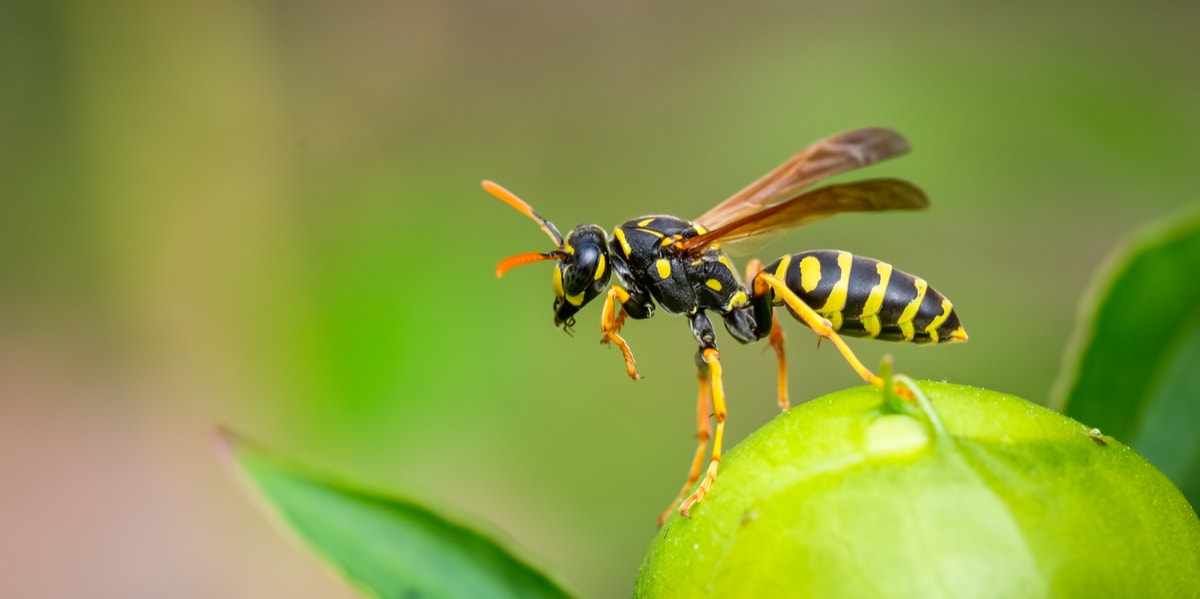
483,127,966,523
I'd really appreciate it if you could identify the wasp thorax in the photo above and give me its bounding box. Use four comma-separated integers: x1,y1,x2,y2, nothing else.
552,224,612,329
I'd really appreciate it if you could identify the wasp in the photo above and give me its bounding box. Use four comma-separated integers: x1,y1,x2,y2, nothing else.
483,127,967,523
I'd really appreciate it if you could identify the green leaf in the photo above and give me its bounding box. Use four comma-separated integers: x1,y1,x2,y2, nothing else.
216,429,578,599
1052,205,1200,507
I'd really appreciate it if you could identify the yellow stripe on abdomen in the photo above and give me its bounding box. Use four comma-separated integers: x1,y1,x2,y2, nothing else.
862,262,892,317
923,297,954,341
896,277,927,341
897,277,928,325
817,251,853,313
858,261,892,338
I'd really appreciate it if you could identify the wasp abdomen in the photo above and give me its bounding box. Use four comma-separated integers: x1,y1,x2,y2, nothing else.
764,250,965,344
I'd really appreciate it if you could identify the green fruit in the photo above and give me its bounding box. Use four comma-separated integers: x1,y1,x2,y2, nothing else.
637,382,1200,598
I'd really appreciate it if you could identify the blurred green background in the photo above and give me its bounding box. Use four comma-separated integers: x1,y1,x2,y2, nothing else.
2,1,1197,597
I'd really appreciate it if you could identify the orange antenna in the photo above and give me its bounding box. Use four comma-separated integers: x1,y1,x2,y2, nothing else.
482,180,564,248
495,251,565,278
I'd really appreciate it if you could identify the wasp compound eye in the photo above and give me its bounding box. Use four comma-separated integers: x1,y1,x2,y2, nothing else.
562,244,602,295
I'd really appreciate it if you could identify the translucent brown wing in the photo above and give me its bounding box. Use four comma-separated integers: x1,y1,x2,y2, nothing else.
679,179,928,257
694,127,913,230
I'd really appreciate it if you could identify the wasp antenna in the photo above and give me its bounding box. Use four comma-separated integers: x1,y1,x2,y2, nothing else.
495,251,563,278
482,180,564,248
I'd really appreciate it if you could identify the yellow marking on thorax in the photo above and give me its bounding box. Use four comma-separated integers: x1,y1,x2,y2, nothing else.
817,251,853,313
614,228,632,257
637,217,656,227
594,253,607,280
705,279,723,291
552,266,564,297
718,255,734,270
565,291,585,306
798,255,822,292
725,290,748,310
924,297,954,338
693,223,708,234
656,258,672,279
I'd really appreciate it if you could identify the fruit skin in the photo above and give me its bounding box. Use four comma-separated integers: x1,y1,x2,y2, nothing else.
636,382,1200,598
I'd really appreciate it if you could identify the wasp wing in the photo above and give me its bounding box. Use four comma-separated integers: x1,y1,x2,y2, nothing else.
680,178,928,257
694,127,913,230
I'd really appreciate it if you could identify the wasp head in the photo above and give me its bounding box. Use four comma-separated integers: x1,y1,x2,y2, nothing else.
484,181,612,333
551,225,611,331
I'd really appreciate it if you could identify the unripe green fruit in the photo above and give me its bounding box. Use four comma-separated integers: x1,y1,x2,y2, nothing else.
637,382,1200,598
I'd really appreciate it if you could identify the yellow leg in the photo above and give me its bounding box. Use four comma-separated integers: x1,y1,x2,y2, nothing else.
679,348,727,518
599,286,642,380
658,366,713,526
745,260,790,411
755,273,913,400
767,312,789,411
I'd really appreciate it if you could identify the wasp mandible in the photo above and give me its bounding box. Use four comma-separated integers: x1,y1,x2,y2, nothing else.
483,127,967,524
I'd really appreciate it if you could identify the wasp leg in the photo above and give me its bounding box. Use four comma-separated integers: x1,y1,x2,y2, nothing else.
679,346,727,518
658,357,713,526
746,260,789,411
765,313,788,409
753,272,912,400
600,286,642,380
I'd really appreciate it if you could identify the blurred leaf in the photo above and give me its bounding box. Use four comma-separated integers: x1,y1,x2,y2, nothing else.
1053,205,1200,507
218,429,578,599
